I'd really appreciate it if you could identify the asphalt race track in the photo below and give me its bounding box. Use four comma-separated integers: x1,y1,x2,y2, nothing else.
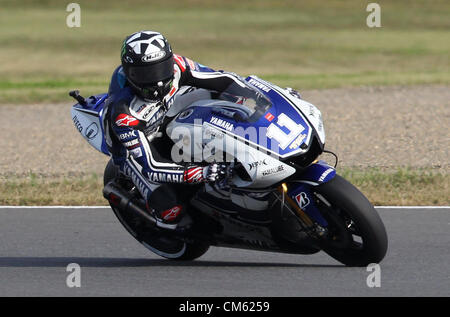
0,207,448,297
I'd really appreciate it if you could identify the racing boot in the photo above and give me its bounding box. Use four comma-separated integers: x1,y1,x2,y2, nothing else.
147,203,191,231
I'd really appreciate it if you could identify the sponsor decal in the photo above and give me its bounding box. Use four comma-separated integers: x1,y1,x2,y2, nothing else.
262,165,284,176
146,108,165,125
123,139,140,149
141,50,166,62
118,130,136,140
84,122,99,140
295,192,310,209
209,116,234,131
178,109,194,120
319,168,334,182
72,115,83,133
131,100,158,119
135,103,147,114
161,205,182,221
289,133,307,149
148,172,183,183
248,78,271,93
265,112,275,122
115,114,139,127
124,56,134,63
248,159,267,170
309,105,316,117
142,107,155,120
129,147,142,158
318,114,323,131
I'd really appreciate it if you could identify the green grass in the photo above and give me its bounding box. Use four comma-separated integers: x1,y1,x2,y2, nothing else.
0,0,449,103
0,168,448,206
0,173,104,205
338,167,449,206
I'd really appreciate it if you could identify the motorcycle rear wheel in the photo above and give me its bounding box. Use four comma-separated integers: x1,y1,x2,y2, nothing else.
314,175,388,267
103,159,209,261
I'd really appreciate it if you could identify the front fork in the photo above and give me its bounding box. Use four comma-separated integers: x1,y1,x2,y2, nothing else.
280,160,336,231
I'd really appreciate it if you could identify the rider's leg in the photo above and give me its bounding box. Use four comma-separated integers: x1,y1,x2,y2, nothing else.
147,184,186,229
121,158,196,230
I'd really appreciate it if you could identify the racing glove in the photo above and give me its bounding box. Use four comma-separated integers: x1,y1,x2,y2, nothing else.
184,163,229,184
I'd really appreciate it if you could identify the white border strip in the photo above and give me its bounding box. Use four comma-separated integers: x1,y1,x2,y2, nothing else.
0,205,448,209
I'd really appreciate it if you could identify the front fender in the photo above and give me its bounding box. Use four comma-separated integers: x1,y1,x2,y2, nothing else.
294,160,336,186
283,161,335,227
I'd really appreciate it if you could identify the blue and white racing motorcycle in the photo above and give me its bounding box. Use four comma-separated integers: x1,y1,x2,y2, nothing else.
70,75,387,266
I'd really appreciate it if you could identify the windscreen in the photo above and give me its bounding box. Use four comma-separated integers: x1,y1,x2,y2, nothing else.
215,80,272,122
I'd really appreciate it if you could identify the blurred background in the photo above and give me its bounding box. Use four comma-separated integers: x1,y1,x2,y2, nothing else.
0,0,448,103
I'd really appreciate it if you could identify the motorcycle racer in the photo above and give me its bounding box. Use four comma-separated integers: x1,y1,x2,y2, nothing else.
104,30,249,230
69,29,387,265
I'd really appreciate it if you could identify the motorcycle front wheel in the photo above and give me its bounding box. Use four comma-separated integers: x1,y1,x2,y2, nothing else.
314,175,388,267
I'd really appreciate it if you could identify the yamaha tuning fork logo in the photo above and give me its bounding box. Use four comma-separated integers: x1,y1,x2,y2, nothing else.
84,122,99,140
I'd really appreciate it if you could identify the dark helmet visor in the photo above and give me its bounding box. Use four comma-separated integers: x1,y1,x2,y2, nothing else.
127,56,174,85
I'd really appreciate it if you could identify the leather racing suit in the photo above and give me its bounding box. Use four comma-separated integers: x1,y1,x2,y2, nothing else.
104,54,244,228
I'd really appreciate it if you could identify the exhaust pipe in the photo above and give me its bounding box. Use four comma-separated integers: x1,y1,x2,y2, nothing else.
103,181,156,225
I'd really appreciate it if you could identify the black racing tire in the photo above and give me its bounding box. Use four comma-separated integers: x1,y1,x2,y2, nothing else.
103,159,119,185
103,159,210,261
315,174,388,267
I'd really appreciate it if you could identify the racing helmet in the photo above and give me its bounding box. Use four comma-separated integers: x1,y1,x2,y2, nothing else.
121,31,174,101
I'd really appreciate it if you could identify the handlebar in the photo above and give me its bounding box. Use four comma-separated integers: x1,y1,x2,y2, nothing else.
69,90,87,106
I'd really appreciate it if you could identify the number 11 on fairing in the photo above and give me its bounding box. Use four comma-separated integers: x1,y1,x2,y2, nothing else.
266,113,305,150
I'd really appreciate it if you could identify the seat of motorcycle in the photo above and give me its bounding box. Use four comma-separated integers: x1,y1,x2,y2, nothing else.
165,88,212,118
